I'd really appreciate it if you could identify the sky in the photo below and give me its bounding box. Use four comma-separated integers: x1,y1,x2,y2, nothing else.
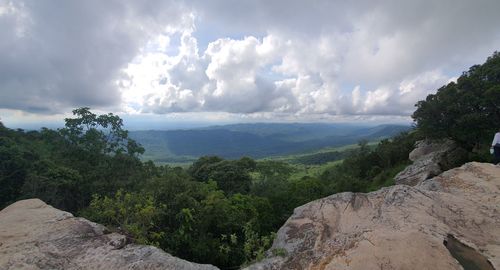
1,0,500,129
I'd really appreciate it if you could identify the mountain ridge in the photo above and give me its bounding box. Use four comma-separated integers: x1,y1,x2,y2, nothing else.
130,123,410,161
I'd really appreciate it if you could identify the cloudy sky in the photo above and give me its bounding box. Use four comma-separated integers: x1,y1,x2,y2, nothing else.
1,0,500,129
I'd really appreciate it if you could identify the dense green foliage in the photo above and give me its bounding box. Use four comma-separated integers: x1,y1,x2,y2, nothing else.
320,134,419,193
0,108,416,269
413,51,500,153
290,149,354,165
0,108,148,212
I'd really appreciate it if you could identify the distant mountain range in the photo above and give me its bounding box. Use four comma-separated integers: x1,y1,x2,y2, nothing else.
130,123,411,163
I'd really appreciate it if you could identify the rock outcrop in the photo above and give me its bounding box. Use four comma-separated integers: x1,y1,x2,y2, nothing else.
246,162,500,270
0,199,219,270
394,139,467,186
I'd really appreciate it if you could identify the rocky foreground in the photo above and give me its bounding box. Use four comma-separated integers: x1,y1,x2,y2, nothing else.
246,162,500,270
0,199,219,270
1,163,499,270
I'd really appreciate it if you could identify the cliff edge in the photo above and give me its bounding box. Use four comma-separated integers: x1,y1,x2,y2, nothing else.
246,162,500,270
0,199,219,270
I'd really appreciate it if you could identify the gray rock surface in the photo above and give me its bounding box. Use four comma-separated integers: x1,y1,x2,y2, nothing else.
246,162,500,270
394,139,465,186
0,199,219,270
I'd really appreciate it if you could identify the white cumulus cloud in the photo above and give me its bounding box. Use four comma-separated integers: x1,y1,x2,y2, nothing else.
1,0,500,124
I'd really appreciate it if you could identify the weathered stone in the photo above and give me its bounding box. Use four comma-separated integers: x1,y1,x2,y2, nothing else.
394,154,443,186
0,199,219,270
408,139,455,161
246,162,500,270
395,139,466,186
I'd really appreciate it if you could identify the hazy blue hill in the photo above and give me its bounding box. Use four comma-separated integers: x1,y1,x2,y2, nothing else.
130,123,410,162
201,123,365,141
158,129,291,158
355,124,412,138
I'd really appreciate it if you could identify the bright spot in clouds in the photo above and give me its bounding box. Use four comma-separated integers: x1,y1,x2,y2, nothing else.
1,0,500,127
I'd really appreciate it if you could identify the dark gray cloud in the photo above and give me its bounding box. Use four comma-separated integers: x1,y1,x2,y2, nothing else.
0,0,185,113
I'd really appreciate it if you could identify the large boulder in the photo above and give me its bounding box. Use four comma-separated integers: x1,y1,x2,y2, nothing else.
394,139,467,186
0,199,219,270
246,162,500,270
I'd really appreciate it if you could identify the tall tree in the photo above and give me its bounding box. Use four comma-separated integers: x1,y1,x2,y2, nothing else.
60,107,144,156
413,51,500,150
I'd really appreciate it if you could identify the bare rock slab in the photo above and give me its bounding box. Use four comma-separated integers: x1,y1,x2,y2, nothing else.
0,199,219,270
247,162,500,270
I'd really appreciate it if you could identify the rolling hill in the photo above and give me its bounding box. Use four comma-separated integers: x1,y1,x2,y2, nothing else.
130,123,411,163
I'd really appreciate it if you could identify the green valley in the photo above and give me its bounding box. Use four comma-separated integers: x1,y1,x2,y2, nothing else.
130,123,409,164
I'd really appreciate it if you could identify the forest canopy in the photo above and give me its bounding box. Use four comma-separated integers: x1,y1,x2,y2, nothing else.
413,51,500,151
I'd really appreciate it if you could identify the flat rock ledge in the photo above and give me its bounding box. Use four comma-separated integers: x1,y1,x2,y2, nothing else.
246,162,500,270
0,199,219,270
